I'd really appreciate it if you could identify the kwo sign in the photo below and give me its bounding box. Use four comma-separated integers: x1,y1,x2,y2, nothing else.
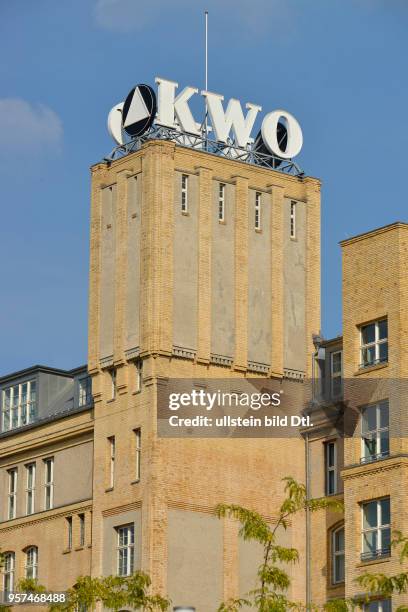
107,77,303,160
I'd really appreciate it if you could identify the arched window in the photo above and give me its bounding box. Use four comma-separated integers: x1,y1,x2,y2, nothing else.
332,526,345,584
3,552,15,593
25,546,38,579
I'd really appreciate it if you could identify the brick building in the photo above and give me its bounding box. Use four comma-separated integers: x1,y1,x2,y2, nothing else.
0,136,404,612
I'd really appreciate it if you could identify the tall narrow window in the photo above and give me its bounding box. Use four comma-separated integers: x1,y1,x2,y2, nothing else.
290,201,296,238
66,517,73,550
255,192,261,230
181,174,188,213
8,468,17,520
134,360,142,393
218,183,225,222
360,319,388,368
26,463,36,515
78,377,92,407
44,458,54,510
331,351,342,398
117,524,135,576
362,497,391,561
332,526,345,584
108,436,115,488
3,552,15,593
361,401,389,463
325,441,337,495
79,513,85,547
134,428,141,482
110,369,117,400
25,546,38,579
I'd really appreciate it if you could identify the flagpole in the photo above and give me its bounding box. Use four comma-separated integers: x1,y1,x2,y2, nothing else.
205,10,208,144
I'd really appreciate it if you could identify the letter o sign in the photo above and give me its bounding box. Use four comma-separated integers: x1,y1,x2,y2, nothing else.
261,110,303,159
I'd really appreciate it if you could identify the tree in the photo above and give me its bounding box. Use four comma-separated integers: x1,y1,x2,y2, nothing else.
49,572,170,612
216,476,343,611
353,530,408,612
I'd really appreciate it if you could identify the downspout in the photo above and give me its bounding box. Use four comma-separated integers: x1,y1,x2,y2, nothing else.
306,347,318,608
305,430,311,608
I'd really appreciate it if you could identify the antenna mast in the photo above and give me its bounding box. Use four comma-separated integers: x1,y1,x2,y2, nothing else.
205,10,208,143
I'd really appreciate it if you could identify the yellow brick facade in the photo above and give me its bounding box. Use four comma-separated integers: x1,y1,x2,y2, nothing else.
4,140,407,611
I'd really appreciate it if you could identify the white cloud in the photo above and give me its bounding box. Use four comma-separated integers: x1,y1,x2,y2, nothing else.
0,98,63,155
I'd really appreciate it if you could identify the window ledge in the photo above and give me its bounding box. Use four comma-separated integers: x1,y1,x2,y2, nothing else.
354,362,388,376
62,548,72,555
105,487,114,493
74,546,84,551
356,555,390,568
131,479,140,485
330,580,345,588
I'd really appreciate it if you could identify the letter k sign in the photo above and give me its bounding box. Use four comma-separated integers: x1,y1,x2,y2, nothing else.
155,77,201,135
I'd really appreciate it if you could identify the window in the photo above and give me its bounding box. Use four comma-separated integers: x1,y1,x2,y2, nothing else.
26,463,36,515
3,552,15,593
181,174,188,213
110,369,117,400
108,436,115,488
290,201,296,238
360,319,388,368
134,428,141,482
255,192,261,230
325,441,337,495
66,517,73,550
134,360,142,394
331,351,342,397
8,468,17,520
361,401,389,463
332,526,345,584
218,183,225,222
363,600,391,612
25,546,38,579
117,524,135,576
1,380,37,431
79,377,92,407
362,498,391,561
79,513,85,547
44,458,54,510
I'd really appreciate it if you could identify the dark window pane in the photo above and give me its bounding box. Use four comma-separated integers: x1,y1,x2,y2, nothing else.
378,319,388,340
379,402,389,428
381,527,391,551
363,530,377,553
381,499,390,526
380,432,389,456
363,501,378,529
379,342,388,363
327,443,335,467
363,435,377,459
362,346,376,366
362,406,377,433
332,352,342,373
334,528,345,551
362,323,375,345
334,554,345,582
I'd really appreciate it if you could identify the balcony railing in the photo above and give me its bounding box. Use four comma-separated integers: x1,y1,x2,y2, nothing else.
360,451,390,464
361,547,391,562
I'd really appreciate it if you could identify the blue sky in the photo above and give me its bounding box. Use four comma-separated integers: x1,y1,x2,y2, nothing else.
1,0,407,374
